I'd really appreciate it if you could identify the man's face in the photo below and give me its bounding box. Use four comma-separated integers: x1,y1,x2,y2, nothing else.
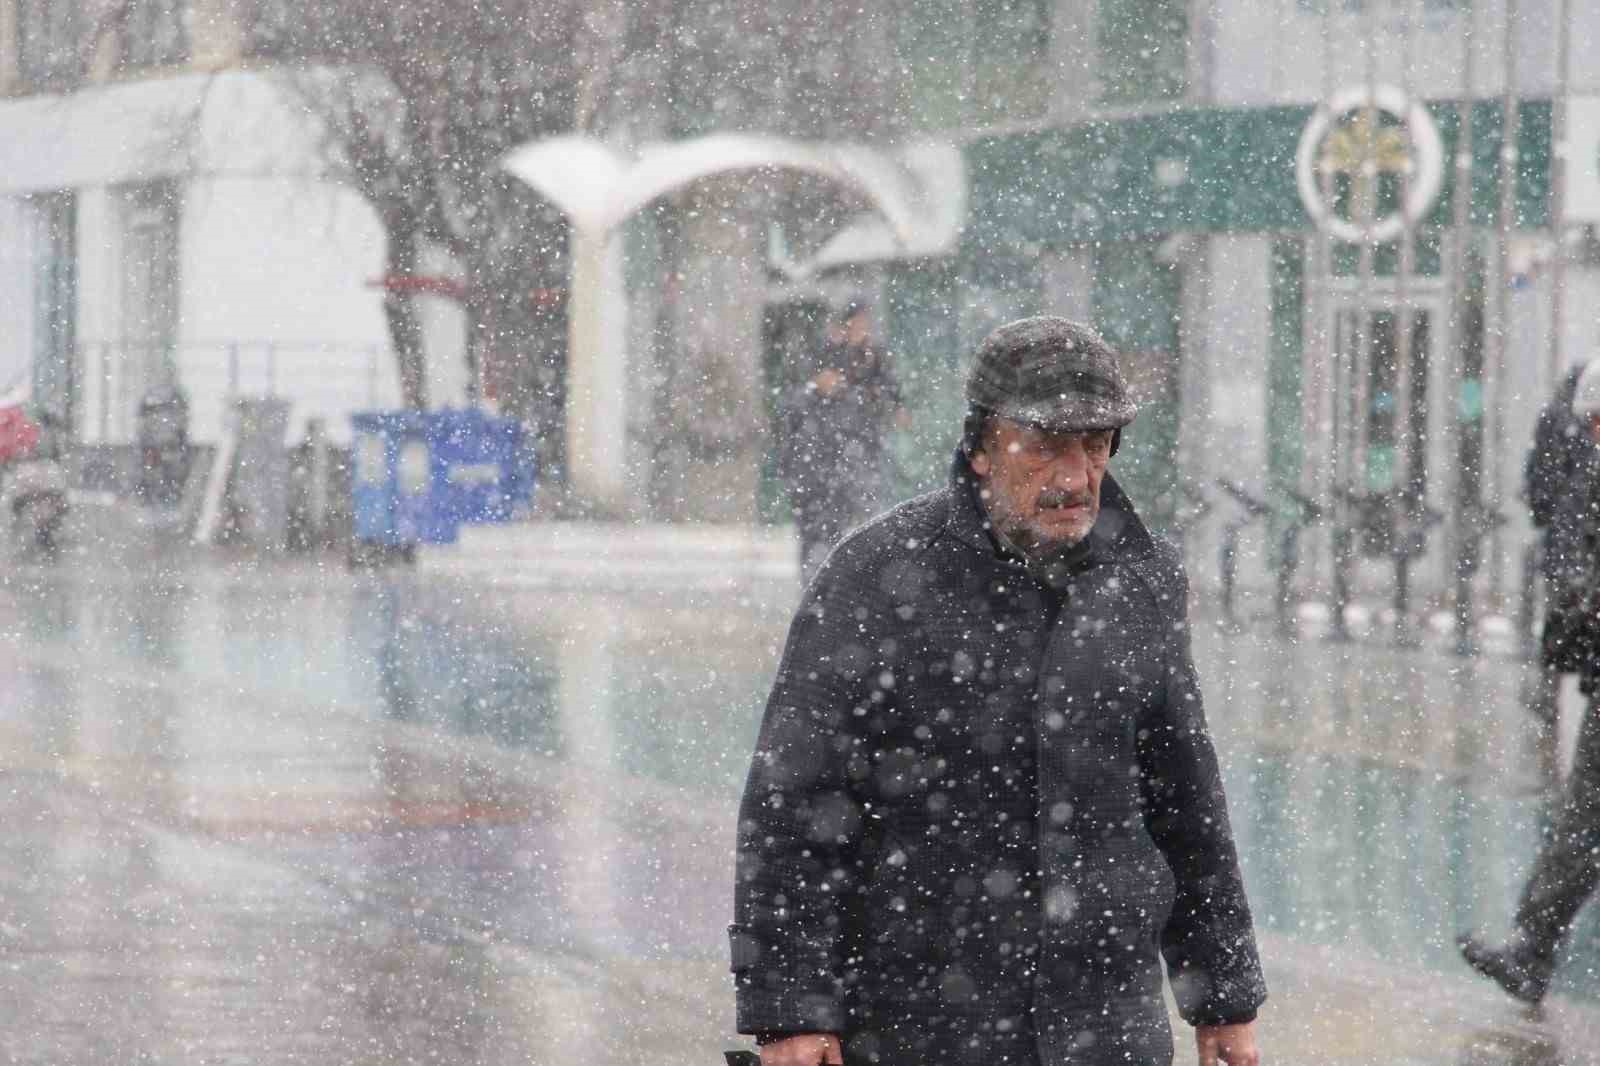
970,418,1113,555
843,311,871,346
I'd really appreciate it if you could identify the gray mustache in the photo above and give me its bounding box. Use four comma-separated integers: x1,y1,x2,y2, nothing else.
1037,489,1091,510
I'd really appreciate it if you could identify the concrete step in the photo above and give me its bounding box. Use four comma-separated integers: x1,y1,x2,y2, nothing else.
418,521,802,590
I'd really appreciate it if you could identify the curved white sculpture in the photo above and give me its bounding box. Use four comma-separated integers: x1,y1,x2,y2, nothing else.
501,132,962,248
499,133,966,512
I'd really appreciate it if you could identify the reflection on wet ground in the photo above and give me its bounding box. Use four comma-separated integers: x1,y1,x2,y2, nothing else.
1,553,1598,1064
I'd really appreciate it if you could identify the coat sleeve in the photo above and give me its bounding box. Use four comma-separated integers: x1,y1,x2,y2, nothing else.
1136,563,1267,1027
730,555,877,1036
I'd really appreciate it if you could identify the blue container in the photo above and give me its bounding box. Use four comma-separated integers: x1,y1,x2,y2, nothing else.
351,411,443,545
350,408,535,547
427,407,536,529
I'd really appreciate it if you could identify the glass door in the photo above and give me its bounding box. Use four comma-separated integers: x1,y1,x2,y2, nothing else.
1330,301,1436,508
1325,293,1444,632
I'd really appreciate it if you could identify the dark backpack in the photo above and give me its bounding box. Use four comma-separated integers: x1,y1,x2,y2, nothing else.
1526,363,1589,529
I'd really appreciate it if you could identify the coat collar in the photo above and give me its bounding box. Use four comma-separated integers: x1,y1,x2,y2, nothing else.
945,449,1157,568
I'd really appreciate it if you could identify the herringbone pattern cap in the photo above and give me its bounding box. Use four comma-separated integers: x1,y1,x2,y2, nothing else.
965,316,1137,431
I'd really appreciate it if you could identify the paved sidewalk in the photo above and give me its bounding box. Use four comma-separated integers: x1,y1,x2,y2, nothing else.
6,707,1596,1066
3,554,1598,1064
419,521,800,590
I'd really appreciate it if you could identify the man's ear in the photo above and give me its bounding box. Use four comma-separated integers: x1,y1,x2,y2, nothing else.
970,449,991,476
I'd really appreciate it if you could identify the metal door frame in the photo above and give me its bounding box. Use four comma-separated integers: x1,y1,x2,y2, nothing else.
1321,278,1449,513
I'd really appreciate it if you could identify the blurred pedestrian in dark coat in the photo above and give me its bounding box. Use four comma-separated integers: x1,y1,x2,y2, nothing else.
1527,362,1600,680
734,317,1265,1066
779,301,904,581
1463,361,1600,1005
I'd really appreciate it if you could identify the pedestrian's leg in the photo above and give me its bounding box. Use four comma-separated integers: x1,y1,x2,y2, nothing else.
1463,700,1600,1002
1511,702,1600,986
1524,664,1562,790
1524,655,1559,724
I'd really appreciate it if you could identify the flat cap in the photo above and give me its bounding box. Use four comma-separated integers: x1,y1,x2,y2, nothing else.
965,316,1137,431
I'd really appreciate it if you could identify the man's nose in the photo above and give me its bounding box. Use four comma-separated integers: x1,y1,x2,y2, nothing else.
1046,450,1089,492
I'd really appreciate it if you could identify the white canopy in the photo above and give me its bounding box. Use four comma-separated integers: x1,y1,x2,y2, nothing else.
500,132,966,262
0,70,328,194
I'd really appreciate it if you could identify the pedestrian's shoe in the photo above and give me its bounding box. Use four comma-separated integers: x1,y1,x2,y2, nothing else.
1457,934,1550,1005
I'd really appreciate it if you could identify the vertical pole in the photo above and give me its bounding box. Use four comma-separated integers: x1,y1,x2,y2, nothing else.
1393,0,1420,645
227,341,240,400
99,342,111,445
961,0,977,125
1550,0,1572,385
462,305,481,408
307,416,329,546
1486,0,1520,609
1174,237,1211,573
1298,226,1331,621
369,344,380,409
1449,0,1480,655
1187,0,1216,105
1331,3,1385,643
1308,0,1338,629
567,226,630,511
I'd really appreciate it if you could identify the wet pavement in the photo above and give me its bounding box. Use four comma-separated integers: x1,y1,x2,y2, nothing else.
2,545,1600,1064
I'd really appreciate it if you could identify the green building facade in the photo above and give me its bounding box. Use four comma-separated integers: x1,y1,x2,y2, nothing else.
864,92,1557,614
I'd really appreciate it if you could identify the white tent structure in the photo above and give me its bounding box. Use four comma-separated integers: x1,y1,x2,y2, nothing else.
500,134,964,512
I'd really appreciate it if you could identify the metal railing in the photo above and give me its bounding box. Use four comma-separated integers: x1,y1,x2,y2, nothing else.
74,340,390,445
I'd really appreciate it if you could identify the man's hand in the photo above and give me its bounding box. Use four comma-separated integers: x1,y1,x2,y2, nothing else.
759,1033,844,1066
1196,1021,1259,1066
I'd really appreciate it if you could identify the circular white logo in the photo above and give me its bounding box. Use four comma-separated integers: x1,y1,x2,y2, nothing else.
1295,85,1444,243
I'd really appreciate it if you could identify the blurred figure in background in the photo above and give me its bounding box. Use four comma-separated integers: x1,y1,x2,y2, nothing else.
1524,361,1594,732
0,406,69,557
778,299,905,581
136,383,191,507
1462,360,1600,1004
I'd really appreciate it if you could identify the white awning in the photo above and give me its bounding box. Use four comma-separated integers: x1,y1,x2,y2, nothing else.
500,133,966,260
0,70,331,194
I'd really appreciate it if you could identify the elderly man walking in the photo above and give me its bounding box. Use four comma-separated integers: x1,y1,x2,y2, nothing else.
731,317,1266,1066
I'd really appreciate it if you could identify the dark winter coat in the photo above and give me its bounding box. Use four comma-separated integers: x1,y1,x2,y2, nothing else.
779,341,901,511
1526,366,1600,673
1526,363,1591,578
731,453,1266,1066
1540,439,1600,679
